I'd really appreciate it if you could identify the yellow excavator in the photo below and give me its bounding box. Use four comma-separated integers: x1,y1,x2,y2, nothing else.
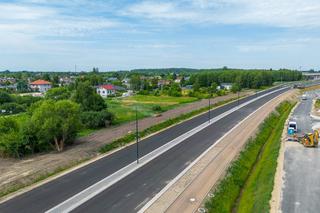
296,130,319,147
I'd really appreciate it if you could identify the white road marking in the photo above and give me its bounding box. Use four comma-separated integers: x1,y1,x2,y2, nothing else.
138,87,288,213
46,87,288,213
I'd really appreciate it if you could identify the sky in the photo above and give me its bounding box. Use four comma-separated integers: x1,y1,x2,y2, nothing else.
1,0,320,71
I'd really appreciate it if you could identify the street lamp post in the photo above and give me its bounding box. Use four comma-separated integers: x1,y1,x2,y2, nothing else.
208,94,211,123
237,90,240,106
135,106,139,164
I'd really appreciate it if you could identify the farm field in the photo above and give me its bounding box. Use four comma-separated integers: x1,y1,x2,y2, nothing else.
106,95,198,124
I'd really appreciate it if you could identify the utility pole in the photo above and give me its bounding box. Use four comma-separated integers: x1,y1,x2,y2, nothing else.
208,94,211,123
237,90,240,106
207,73,211,123
135,106,139,164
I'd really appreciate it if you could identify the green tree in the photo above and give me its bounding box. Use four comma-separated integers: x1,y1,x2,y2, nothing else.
193,78,200,92
45,87,71,100
0,91,13,104
130,75,142,91
17,80,29,92
168,83,182,97
30,100,81,152
209,82,218,94
231,83,241,93
73,81,106,111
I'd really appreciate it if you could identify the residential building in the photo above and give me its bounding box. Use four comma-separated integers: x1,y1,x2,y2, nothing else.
220,83,233,90
29,79,52,93
122,78,131,88
96,84,116,97
158,79,171,88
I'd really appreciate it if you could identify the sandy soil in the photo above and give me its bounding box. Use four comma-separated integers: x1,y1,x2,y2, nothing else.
0,91,253,197
144,90,297,213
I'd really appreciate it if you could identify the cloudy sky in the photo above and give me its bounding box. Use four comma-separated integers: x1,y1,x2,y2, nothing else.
1,0,320,71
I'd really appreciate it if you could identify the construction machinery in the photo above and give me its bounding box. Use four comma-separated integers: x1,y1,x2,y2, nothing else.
295,130,319,147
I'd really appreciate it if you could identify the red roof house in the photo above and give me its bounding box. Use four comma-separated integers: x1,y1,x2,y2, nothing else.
97,84,116,97
29,79,52,93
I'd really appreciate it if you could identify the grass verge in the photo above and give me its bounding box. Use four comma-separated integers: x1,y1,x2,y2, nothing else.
315,99,320,110
205,100,295,213
100,96,244,153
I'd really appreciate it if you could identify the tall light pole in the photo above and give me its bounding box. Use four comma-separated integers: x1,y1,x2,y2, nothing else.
207,73,211,123
135,106,139,164
237,90,240,106
208,93,211,123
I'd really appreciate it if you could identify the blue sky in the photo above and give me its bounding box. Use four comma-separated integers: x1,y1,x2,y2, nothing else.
1,0,320,71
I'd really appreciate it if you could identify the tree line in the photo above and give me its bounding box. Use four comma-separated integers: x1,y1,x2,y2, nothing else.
0,81,113,158
189,69,302,90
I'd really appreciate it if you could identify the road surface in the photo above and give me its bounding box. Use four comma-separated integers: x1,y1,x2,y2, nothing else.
0,86,290,213
281,90,320,213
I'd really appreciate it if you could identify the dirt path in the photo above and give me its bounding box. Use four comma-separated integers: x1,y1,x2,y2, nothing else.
144,90,297,213
0,91,252,197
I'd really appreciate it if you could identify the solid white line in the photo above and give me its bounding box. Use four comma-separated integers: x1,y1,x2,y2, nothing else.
138,87,288,213
46,87,288,213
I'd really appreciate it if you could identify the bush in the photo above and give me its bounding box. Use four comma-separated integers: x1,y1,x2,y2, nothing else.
152,105,162,112
137,90,149,95
0,91,13,104
81,110,114,129
0,103,26,115
0,117,25,158
217,89,226,96
14,95,42,107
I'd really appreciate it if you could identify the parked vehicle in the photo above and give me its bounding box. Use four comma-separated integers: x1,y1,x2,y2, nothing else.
302,94,307,100
288,121,298,133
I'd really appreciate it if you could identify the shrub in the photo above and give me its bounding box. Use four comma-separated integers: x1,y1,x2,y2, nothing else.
14,95,42,107
217,89,226,96
0,117,25,158
81,110,114,129
0,103,26,114
138,90,149,95
152,105,162,112
0,91,13,104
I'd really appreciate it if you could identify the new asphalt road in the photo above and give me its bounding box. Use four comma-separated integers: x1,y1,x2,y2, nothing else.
282,90,320,213
0,86,290,213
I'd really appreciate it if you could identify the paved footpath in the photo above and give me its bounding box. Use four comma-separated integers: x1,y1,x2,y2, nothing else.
0,91,252,197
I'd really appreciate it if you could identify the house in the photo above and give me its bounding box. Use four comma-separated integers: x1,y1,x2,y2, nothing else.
59,76,75,86
220,83,233,90
29,79,52,93
174,78,182,83
96,84,116,97
107,77,118,82
122,78,131,88
122,90,134,97
158,79,171,88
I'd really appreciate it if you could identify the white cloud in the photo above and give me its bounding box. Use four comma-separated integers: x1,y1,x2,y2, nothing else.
0,2,119,38
124,1,197,21
124,0,320,28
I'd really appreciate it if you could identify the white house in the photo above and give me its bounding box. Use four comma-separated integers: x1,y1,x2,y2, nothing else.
97,84,116,97
122,78,131,88
29,79,52,93
220,83,233,90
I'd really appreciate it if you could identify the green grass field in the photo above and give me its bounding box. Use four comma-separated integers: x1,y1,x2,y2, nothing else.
106,95,198,124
